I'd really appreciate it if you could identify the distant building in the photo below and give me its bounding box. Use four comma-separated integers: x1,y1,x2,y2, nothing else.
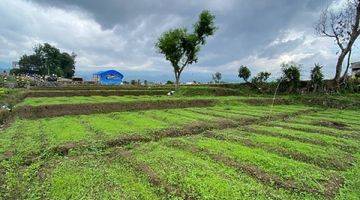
351,62,360,77
12,61,19,69
93,70,124,85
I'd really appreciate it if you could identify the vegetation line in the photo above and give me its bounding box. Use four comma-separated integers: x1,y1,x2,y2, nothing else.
202,131,353,171
3,108,318,168
115,149,193,199
266,123,360,140
243,127,358,154
165,139,324,196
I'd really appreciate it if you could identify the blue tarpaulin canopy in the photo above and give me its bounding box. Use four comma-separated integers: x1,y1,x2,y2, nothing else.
93,70,124,85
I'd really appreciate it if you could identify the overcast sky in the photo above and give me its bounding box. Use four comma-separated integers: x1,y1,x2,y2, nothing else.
0,0,359,82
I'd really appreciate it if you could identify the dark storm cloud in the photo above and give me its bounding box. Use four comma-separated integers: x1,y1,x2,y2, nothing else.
1,0,348,82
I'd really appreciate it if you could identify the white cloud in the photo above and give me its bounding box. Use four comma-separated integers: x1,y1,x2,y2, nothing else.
191,28,339,79
0,0,183,73
0,0,355,82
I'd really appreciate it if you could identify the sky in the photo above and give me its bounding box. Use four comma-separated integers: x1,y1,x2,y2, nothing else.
0,0,359,82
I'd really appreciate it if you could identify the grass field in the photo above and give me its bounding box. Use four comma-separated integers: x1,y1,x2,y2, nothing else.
0,88,359,199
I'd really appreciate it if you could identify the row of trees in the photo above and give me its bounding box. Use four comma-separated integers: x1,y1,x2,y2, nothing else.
238,63,326,92
12,43,76,78
158,1,360,89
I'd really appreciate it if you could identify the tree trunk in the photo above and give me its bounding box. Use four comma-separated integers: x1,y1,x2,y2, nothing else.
334,51,347,82
174,72,180,90
341,49,352,82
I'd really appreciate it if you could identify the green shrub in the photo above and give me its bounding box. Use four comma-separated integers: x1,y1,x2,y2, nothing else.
310,64,324,92
238,65,251,83
281,62,301,93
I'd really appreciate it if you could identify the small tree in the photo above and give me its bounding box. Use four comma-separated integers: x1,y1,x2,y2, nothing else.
251,72,271,85
156,10,216,88
281,62,301,93
238,65,251,83
310,63,324,92
212,72,222,83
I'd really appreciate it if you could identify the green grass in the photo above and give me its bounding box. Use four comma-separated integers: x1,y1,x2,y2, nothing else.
132,141,317,199
173,136,334,193
1,96,360,199
208,128,353,170
336,153,360,199
253,124,359,152
0,120,42,157
41,116,94,145
274,119,360,140
43,155,160,200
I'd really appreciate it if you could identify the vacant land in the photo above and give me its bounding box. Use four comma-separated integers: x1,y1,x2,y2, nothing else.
0,86,359,199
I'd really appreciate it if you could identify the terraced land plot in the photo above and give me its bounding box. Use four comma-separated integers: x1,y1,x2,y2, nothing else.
0,101,359,199
18,95,247,107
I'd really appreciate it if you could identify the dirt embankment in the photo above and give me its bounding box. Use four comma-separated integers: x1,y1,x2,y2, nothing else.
30,85,174,91
15,99,217,119
242,98,292,105
25,90,168,97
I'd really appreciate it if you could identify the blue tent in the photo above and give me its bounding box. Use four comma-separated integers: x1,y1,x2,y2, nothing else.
93,70,124,85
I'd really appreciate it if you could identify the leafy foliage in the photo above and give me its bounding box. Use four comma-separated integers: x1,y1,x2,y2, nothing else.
251,72,271,85
310,64,324,92
156,10,216,87
13,43,76,78
238,65,251,82
281,62,301,92
355,72,360,79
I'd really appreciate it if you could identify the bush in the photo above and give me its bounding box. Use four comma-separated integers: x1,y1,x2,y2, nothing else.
281,62,301,93
249,71,271,92
355,72,360,80
166,80,174,85
251,72,271,85
310,63,324,92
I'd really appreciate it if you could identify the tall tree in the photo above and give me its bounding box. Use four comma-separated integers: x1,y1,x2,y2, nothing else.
156,10,217,88
17,43,76,78
315,0,360,83
238,65,251,83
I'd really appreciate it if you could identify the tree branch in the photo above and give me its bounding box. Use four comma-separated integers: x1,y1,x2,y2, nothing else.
330,23,345,50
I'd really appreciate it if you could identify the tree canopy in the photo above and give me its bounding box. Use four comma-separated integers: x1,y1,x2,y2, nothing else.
281,62,301,92
238,65,251,83
13,43,76,78
156,10,216,88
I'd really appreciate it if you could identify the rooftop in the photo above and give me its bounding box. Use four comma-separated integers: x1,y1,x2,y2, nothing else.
351,62,360,69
